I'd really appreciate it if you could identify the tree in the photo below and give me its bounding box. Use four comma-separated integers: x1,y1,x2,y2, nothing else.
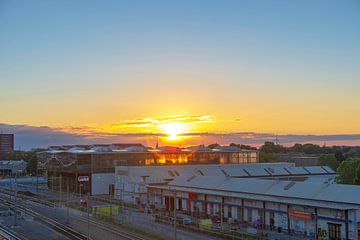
27,155,38,175
259,152,277,163
334,151,345,162
229,143,257,150
260,142,286,153
207,143,220,149
354,164,360,185
336,159,360,184
302,144,321,154
288,143,303,153
317,154,340,171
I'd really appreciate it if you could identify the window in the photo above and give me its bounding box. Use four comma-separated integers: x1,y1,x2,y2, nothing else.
247,209,252,222
328,223,341,240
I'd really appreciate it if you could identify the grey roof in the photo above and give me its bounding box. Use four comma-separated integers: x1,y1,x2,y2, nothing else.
47,144,258,154
164,175,360,207
0,160,27,171
0,160,26,166
116,163,336,185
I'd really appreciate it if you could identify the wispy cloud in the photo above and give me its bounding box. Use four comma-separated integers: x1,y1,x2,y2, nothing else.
109,114,214,132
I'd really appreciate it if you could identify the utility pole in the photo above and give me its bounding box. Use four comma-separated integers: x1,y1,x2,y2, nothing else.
51,175,53,192
173,191,177,240
66,184,70,224
220,199,223,231
59,175,62,205
13,172,18,227
87,193,90,240
109,191,113,220
36,166,39,192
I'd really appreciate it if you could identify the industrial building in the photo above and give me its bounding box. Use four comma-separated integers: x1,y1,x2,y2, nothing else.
114,163,336,205
148,175,360,240
44,144,259,195
0,160,27,176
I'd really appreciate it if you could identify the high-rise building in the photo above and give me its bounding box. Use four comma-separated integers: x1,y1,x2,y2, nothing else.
0,134,14,154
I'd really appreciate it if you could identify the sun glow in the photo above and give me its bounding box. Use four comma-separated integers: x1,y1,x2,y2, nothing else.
160,122,187,140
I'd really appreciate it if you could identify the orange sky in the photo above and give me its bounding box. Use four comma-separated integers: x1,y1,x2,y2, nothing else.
1,1,360,140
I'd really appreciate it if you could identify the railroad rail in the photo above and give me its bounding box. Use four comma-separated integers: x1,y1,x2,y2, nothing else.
0,224,28,240
0,196,89,240
0,189,150,240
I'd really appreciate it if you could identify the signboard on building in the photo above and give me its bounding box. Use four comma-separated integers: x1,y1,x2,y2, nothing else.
188,192,197,200
78,176,89,182
116,169,129,175
289,210,312,221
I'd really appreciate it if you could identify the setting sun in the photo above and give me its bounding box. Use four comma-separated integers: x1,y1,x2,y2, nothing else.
160,122,187,140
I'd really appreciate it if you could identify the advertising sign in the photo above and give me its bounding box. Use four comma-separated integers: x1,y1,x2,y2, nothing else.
289,210,312,221
78,176,89,182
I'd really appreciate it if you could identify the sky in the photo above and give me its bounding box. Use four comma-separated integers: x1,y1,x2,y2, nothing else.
0,0,360,148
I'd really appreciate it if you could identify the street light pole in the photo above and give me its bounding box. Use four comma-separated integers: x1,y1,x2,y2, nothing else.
36,167,39,192
59,174,62,205
173,190,177,240
66,184,70,224
109,191,113,220
13,172,18,227
87,193,90,240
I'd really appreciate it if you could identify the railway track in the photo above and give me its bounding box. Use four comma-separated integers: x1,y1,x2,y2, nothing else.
0,197,88,240
0,189,150,240
0,224,28,240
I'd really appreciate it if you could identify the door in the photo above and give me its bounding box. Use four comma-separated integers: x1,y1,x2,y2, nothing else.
328,223,341,240
108,184,115,196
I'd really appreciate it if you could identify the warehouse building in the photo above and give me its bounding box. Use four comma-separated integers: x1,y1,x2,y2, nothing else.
114,163,336,205
44,144,259,195
0,160,27,176
148,175,360,240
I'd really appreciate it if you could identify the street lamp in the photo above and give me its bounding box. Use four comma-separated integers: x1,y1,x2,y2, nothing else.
12,170,22,228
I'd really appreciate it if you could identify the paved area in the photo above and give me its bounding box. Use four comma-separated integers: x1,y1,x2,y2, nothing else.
1,186,317,240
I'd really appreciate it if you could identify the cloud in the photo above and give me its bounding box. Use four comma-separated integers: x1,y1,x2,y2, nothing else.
109,114,214,131
1,123,360,150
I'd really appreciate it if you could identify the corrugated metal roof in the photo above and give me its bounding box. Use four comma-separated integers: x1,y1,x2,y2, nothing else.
165,175,360,206
116,163,336,184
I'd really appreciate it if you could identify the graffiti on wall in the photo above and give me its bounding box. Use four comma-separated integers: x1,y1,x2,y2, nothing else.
317,228,327,240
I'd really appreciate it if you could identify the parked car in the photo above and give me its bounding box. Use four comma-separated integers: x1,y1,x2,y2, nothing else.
176,213,192,225
80,199,87,206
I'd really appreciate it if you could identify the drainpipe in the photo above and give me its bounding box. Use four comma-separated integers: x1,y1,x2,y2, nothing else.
345,210,349,240
314,208,318,240
287,205,291,235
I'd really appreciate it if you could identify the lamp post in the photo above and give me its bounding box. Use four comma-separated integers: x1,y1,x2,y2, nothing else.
66,184,70,224
12,170,23,228
171,188,177,240
87,193,90,240
13,171,18,227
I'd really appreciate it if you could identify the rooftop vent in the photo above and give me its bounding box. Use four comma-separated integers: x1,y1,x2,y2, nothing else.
220,169,229,177
187,175,196,182
197,170,204,176
242,169,251,176
284,181,296,190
